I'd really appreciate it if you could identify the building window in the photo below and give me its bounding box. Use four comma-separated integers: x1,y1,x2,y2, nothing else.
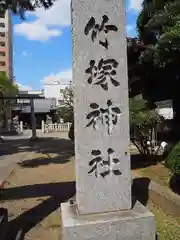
0,61,5,66
0,42,5,47
0,23,5,28
0,32,5,37
0,51,5,56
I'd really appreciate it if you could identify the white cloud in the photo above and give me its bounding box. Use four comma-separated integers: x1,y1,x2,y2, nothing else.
28,0,71,27
126,25,136,36
22,51,32,57
42,68,72,85
14,21,61,41
128,0,143,12
17,82,33,90
14,0,71,41
126,25,133,33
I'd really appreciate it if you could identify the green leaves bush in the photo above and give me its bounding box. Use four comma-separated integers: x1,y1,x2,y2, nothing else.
165,142,180,175
130,94,162,157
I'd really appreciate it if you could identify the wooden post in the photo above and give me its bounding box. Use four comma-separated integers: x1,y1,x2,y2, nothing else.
30,99,37,140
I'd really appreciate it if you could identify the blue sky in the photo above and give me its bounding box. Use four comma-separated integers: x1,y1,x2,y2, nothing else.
13,0,142,90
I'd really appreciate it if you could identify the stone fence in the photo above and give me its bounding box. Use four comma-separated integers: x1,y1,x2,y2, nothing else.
42,121,71,133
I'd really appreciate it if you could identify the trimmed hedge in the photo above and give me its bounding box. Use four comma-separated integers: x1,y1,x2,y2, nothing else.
165,142,180,175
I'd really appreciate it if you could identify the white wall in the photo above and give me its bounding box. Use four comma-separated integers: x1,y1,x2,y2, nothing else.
44,82,68,106
156,100,173,120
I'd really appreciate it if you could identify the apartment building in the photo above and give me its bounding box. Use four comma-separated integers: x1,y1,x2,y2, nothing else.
0,10,13,80
0,10,13,129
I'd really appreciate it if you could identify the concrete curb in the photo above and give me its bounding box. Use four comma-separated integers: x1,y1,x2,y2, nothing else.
132,172,180,208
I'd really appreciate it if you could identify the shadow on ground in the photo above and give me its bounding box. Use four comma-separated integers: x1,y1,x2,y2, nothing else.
3,179,150,240
0,137,74,157
132,176,180,218
131,154,164,170
0,136,75,167
169,174,180,195
0,135,75,239
3,181,76,240
1,182,75,201
19,151,74,168
132,177,150,207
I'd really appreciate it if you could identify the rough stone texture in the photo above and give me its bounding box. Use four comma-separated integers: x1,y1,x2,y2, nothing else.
0,208,8,240
61,201,156,240
72,0,131,215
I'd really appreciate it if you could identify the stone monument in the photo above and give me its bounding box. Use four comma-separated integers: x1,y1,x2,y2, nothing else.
61,0,156,239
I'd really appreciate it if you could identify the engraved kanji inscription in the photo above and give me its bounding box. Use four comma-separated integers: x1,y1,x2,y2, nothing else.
85,58,119,91
88,148,122,178
86,100,121,134
84,15,118,49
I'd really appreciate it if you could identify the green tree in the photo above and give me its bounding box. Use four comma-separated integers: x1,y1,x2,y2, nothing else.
127,37,147,98
60,85,73,110
59,85,74,123
130,94,163,157
0,74,18,140
0,73,18,97
0,73,18,125
165,141,180,176
0,0,55,17
137,0,180,67
131,0,180,133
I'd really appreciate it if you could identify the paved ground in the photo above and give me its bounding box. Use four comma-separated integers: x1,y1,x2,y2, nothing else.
0,130,69,187
0,131,74,240
0,132,180,240
0,131,180,239
0,131,32,186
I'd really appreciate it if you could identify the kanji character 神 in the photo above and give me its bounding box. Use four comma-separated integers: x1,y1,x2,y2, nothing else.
86,100,121,134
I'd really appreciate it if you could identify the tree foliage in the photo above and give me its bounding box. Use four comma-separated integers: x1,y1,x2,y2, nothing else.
0,73,18,97
165,141,180,175
127,0,180,127
137,0,180,68
0,0,55,17
59,85,74,123
130,94,163,157
60,85,73,110
0,73,18,125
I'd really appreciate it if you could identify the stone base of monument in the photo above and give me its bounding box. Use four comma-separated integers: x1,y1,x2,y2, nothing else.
61,201,156,240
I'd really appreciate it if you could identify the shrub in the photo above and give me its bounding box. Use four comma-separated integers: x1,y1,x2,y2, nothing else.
165,142,180,176
130,94,163,157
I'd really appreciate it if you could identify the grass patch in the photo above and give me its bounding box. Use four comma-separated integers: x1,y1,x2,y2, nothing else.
133,163,171,187
148,200,180,239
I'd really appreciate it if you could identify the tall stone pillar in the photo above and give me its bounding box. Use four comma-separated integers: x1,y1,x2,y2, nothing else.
61,0,156,239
